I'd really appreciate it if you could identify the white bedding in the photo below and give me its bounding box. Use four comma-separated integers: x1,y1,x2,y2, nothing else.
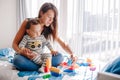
0,61,98,80
0,48,98,80
0,61,27,80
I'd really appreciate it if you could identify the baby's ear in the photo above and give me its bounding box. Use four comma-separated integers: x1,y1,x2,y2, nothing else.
26,29,29,34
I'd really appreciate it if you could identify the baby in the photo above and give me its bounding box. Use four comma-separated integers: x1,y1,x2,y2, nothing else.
19,19,56,72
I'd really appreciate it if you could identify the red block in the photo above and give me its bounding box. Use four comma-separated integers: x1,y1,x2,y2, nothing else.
44,66,49,72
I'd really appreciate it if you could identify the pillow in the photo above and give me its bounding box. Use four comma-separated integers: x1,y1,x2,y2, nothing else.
103,56,120,75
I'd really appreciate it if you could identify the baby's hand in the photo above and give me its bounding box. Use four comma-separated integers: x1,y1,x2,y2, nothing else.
20,48,31,54
20,48,36,59
51,50,58,56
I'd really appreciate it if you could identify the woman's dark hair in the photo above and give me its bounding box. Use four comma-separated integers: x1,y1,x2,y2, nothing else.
38,2,58,41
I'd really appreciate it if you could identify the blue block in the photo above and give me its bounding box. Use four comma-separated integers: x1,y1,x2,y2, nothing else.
51,72,62,77
67,59,73,66
77,62,89,66
18,71,39,77
64,69,75,73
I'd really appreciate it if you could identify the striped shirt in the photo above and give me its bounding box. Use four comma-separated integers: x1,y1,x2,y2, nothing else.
19,35,53,54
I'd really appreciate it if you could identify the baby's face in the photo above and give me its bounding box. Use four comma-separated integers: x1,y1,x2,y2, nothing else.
27,24,41,38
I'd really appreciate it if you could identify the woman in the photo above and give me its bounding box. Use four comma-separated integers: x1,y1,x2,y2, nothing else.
12,2,76,71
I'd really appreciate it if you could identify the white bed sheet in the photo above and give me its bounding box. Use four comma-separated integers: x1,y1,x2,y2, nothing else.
0,61,29,80
0,48,99,80
0,60,98,80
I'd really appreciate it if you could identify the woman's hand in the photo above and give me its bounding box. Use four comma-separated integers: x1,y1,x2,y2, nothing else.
19,48,37,59
70,54,77,65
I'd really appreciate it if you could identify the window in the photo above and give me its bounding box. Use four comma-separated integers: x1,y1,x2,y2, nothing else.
67,0,120,60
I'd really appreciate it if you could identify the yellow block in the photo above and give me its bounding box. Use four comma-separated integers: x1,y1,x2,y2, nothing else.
50,67,61,73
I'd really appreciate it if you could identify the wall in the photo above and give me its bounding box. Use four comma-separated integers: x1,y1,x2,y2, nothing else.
0,0,16,48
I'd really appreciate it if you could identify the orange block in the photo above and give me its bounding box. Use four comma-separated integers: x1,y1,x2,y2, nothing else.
86,58,92,63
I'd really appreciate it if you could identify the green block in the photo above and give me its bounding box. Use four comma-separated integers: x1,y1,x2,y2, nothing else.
42,74,51,79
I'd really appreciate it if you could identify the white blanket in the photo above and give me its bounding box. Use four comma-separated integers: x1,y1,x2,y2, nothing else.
0,48,98,80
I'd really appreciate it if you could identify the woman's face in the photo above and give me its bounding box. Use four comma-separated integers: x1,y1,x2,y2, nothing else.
41,9,55,27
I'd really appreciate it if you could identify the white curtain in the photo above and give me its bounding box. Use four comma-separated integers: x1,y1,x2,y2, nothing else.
67,0,120,61
16,0,30,30
17,0,120,61
16,0,60,29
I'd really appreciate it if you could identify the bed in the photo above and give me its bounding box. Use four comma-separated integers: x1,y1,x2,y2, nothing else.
0,48,98,80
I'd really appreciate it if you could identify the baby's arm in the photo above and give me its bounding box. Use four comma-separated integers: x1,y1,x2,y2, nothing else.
45,41,58,55
42,35,57,55
18,35,28,53
18,35,37,59
19,35,27,49
18,35,30,53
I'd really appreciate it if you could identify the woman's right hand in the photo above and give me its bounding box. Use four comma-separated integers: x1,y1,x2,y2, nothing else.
19,48,37,59
70,54,78,66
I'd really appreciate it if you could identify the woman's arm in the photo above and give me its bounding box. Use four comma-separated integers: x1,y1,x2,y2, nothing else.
55,37,73,56
55,37,77,65
12,19,27,53
12,19,39,59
